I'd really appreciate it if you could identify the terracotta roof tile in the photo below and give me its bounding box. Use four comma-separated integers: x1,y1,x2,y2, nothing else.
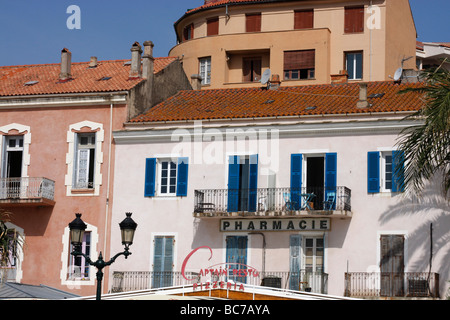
131,81,426,123
0,57,177,97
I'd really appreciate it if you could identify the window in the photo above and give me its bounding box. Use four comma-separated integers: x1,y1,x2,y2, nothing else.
242,57,262,82
207,17,219,36
68,232,91,280
344,6,364,33
152,236,174,288
294,9,314,29
345,51,363,80
2,136,24,179
246,13,261,32
74,133,96,189
304,237,324,273
144,157,189,197
367,151,405,193
284,50,315,80
291,153,337,210
199,57,211,85
227,155,258,212
183,24,194,41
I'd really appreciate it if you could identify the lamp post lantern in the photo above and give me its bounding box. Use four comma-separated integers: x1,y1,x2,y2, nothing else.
68,212,138,300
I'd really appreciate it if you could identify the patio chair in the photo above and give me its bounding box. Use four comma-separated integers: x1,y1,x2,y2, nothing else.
323,191,336,210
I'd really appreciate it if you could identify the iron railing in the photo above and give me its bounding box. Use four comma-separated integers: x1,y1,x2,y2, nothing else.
111,270,328,294
0,177,55,201
344,272,440,298
194,187,351,216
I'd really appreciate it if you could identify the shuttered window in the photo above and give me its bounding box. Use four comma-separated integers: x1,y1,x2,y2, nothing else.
246,13,261,32
242,57,262,82
144,157,189,197
294,9,314,29
207,17,219,36
284,50,315,80
226,236,248,283
367,151,404,193
152,236,174,288
344,6,365,33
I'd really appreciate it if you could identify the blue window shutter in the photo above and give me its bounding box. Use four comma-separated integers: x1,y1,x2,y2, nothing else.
176,157,189,197
325,153,337,209
144,158,156,197
152,236,174,288
392,150,405,193
248,155,258,212
227,156,240,212
290,154,303,210
226,236,248,283
367,152,380,193
289,235,302,290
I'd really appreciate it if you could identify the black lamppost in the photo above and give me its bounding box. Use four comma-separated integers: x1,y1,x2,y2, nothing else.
68,212,138,300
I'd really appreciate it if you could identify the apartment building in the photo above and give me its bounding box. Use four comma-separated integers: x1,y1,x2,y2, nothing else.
0,42,191,297
109,78,448,298
170,0,417,89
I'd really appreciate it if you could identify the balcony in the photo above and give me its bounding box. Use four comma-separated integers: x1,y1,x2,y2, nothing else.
111,271,328,294
344,272,440,299
0,177,56,207
194,187,351,218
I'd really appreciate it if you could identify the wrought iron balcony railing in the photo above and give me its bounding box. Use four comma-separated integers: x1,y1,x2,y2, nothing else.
111,270,328,294
344,272,440,298
0,177,55,206
194,187,351,217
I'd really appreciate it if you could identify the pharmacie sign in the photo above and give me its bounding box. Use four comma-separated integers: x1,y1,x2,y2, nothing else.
220,218,330,232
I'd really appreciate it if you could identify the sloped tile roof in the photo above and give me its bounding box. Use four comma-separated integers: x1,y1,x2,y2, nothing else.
0,57,177,97
0,282,79,300
130,81,425,123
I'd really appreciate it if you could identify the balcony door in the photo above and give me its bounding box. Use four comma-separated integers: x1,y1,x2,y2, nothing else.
227,155,258,212
1,136,24,199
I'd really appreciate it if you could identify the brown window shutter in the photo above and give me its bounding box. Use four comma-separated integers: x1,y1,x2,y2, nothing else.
284,50,315,70
252,58,261,80
243,59,252,82
243,57,262,82
207,17,219,36
345,6,364,33
246,13,261,32
294,10,314,29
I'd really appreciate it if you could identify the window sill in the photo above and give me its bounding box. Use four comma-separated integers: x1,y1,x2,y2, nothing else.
71,188,95,195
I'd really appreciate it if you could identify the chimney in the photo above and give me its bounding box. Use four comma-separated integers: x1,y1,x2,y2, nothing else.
89,56,98,68
142,41,155,80
269,74,281,90
331,70,348,84
191,74,203,90
129,42,142,79
356,82,369,109
59,48,72,81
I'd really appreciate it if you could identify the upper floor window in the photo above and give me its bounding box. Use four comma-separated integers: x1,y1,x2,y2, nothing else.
294,9,314,29
199,57,211,85
246,13,261,32
345,51,363,80
284,50,315,80
74,133,96,189
344,6,364,33
207,17,219,36
145,157,189,197
183,23,194,41
367,151,405,193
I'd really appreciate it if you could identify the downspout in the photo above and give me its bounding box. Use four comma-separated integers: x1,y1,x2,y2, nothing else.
102,98,114,294
369,0,373,82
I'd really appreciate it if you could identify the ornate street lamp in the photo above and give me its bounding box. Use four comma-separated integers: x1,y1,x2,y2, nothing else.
68,212,138,300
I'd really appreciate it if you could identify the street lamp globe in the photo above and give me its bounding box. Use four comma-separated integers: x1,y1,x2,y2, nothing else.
119,212,138,247
68,213,87,247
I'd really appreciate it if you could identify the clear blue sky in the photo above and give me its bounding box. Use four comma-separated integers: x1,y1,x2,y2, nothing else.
0,0,448,66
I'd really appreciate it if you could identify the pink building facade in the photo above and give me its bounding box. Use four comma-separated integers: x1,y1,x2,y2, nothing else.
0,42,191,297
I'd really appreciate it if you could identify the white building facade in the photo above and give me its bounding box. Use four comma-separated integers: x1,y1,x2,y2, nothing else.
108,81,449,299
